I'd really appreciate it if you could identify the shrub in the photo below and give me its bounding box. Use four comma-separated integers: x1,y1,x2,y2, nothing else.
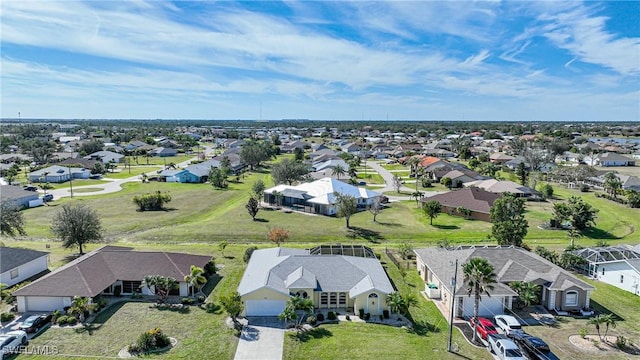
616,336,628,349
306,316,316,325
131,292,142,299
181,297,195,305
316,313,325,322
244,246,258,263
204,257,217,276
56,316,68,325
132,328,171,353
114,285,122,297
358,308,365,318
345,315,350,321
67,317,78,325
364,313,371,321
94,296,108,309
579,327,588,339
379,315,384,321
132,191,172,211
327,311,336,320
0,312,15,322
383,310,390,319
197,295,205,303
51,309,61,323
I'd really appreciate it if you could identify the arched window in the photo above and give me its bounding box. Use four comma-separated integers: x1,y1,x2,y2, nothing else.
368,293,378,298
565,291,578,306
296,291,308,299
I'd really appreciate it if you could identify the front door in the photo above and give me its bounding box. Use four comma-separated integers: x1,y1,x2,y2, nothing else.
367,293,379,314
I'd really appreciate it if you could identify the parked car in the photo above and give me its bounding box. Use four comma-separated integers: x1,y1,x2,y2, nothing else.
42,194,54,202
18,314,52,333
0,330,27,359
494,315,523,336
470,317,498,340
487,334,526,360
511,332,559,360
23,185,37,192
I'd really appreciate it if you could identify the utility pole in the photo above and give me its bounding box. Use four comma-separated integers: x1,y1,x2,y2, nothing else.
447,259,458,352
68,166,74,198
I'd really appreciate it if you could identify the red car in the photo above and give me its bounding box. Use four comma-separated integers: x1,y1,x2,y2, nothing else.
470,317,498,340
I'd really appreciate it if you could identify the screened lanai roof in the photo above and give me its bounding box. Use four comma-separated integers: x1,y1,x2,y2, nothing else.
573,245,640,263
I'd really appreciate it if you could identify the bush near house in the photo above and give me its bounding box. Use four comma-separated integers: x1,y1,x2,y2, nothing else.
128,327,171,353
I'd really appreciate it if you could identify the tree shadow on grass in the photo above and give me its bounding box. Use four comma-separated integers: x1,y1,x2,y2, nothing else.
376,221,402,227
583,227,619,240
590,299,624,321
253,218,269,223
74,323,103,336
292,327,333,342
407,320,441,336
432,224,460,230
201,275,223,296
346,226,385,243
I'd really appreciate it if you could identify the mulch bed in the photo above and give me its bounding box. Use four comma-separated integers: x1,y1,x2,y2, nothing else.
454,323,487,348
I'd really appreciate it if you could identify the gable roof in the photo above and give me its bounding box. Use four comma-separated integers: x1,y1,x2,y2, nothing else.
414,246,594,296
422,188,501,214
13,246,211,297
0,185,40,202
464,179,539,196
0,247,49,273
265,177,380,205
238,247,393,297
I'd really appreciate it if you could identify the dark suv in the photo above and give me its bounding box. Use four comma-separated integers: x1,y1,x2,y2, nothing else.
18,314,52,333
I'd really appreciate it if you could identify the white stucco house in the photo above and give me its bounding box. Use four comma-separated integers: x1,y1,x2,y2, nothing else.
573,245,640,296
415,246,595,320
13,246,212,312
238,245,394,317
263,177,381,216
0,247,49,288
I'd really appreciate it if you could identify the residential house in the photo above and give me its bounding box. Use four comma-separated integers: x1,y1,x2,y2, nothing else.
489,153,515,164
85,150,124,164
464,179,540,199
433,169,485,187
149,147,178,157
587,173,640,192
0,247,49,287
13,246,212,312
238,245,393,316
421,188,501,222
311,159,349,173
0,185,41,208
341,142,361,154
280,141,309,153
573,246,640,296
263,177,381,215
585,152,636,167
414,246,595,319
504,157,530,171
29,165,91,183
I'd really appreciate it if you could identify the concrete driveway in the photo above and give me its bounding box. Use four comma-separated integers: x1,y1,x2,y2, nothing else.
234,317,285,360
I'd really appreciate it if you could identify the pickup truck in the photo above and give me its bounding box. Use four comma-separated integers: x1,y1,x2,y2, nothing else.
487,334,526,360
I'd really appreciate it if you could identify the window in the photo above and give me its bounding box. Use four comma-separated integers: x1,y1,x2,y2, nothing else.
10,269,19,279
620,275,624,284
565,291,578,306
122,281,142,294
602,268,605,276
296,290,308,299
320,292,328,305
339,293,347,306
368,293,378,298
329,293,337,306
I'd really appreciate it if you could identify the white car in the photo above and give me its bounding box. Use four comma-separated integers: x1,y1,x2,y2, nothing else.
494,315,523,336
0,330,27,359
488,334,526,360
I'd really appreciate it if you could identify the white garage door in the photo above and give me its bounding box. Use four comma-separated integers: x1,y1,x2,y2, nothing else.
245,300,287,316
462,296,504,318
26,296,66,312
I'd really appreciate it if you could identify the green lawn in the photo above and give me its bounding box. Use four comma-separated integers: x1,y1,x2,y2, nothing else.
135,154,194,166
47,179,111,190
355,173,385,184
381,163,408,171
105,166,162,179
283,253,490,360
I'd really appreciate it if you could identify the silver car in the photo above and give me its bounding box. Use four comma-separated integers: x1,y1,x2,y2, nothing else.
0,330,27,359
494,315,523,336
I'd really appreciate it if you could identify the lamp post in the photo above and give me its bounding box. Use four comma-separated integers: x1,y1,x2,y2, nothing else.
448,259,458,353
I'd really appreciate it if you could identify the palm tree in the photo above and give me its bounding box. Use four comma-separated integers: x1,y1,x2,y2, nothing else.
602,313,617,341
332,164,346,179
279,295,314,328
68,296,92,322
519,283,540,308
589,314,606,341
603,172,622,198
408,157,420,178
567,229,583,248
462,257,497,342
184,265,207,296
386,292,404,314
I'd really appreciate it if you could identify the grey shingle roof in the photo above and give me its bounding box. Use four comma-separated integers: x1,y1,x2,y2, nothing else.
414,246,594,296
0,247,49,273
238,248,393,297
13,246,211,297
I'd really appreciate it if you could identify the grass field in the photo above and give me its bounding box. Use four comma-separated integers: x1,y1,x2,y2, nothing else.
105,166,162,179
381,163,408,171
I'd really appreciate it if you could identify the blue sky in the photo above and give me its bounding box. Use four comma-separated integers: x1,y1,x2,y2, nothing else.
1,1,638,121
